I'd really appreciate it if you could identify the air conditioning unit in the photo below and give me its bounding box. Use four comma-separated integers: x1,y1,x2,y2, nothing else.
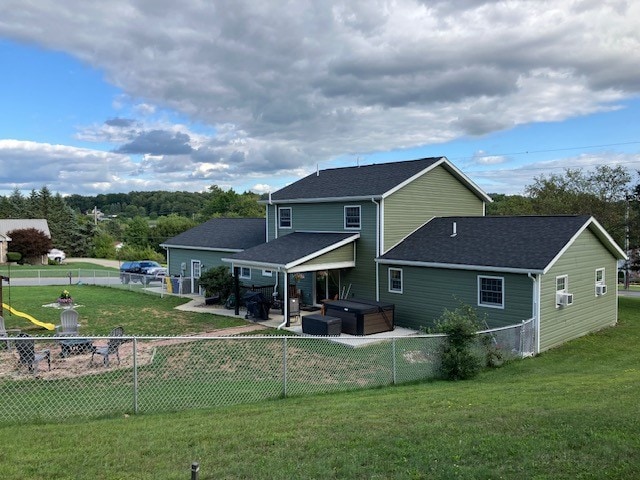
596,284,607,295
556,292,574,306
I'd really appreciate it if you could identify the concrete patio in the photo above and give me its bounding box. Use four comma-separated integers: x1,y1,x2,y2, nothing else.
173,295,421,347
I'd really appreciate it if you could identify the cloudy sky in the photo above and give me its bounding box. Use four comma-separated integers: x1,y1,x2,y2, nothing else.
1,0,639,198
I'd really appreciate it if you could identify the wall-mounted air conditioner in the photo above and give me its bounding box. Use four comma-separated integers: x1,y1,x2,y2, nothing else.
596,284,607,295
556,292,574,306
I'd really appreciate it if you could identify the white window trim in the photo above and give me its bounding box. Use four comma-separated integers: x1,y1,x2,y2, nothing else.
239,267,251,280
556,274,568,308
344,205,361,230
595,268,606,296
262,269,273,277
278,207,292,229
477,275,504,309
388,267,403,294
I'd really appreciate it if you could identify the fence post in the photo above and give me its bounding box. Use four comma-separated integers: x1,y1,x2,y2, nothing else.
392,338,397,385
133,337,139,414
282,337,288,398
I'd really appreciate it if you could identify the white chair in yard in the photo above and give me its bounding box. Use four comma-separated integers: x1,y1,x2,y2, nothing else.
0,315,21,350
55,309,80,336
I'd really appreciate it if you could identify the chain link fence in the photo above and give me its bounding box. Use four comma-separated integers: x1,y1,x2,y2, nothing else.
0,319,534,423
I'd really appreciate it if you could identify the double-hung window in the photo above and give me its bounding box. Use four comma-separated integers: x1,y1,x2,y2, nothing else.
239,267,251,280
278,207,292,229
478,275,504,308
595,268,606,296
344,205,361,229
388,268,403,293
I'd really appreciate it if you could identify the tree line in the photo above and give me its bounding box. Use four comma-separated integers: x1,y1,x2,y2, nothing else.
1,166,639,266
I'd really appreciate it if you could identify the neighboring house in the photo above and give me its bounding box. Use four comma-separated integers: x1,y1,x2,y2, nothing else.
160,217,266,294
376,215,625,352
0,219,51,264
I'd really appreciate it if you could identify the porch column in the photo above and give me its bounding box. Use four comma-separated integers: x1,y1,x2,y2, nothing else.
284,271,290,327
233,266,240,316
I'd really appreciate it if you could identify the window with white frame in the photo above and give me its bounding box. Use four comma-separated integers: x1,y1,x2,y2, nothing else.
239,267,251,279
388,268,403,293
556,275,568,293
344,205,361,229
278,207,292,229
262,269,273,277
478,275,504,308
595,268,606,295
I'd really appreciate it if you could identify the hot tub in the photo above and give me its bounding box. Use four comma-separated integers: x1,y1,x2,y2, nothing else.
323,299,394,335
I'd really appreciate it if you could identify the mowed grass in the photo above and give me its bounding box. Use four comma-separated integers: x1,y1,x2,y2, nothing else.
0,294,638,478
1,285,246,336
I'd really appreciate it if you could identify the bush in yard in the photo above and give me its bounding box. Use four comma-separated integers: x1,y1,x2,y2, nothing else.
199,266,234,300
6,251,22,263
435,303,484,380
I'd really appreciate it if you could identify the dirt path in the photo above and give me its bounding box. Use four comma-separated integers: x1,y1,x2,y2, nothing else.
0,323,268,380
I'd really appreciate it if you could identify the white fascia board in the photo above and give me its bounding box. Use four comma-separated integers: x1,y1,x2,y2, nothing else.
260,195,383,205
375,258,542,275
542,216,627,274
161,244,243,253
380,157,493,204
222,258,285,270
285,233,360,269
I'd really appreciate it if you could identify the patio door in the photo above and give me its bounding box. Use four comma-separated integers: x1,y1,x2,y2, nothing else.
314,270,340,305
191,260,201,294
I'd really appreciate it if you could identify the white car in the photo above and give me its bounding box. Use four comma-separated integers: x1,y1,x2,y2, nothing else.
48,248,66,263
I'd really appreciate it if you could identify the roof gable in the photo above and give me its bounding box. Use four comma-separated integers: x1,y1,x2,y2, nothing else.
378,215,625,273
0,219,51,238
269,157,490,203
161,218,266,251
223,232,359,269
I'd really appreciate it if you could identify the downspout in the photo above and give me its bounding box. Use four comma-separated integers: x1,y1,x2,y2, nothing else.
528,272,541,355
277,269,289,330
371,198,380,302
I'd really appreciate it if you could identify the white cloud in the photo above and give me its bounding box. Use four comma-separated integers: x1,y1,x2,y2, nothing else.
0,0,639,195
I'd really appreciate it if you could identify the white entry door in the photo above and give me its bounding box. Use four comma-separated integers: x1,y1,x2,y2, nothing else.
191,260,202,294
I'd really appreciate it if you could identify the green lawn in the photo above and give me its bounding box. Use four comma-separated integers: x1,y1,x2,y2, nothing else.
1,285,246,336
0,293,638,478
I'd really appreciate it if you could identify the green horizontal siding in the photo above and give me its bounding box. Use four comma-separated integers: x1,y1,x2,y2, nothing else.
378,266,533,331
383,165,484,251
539,229,619,352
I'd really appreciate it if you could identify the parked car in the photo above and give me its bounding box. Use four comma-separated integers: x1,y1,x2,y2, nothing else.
48,248,66,263
119,260,165,285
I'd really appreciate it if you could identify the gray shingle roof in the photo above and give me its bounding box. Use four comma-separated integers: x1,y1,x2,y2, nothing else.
379,215,600,272
224,232,358,267
161,218,266,250
0,219,50,239
270,157,445,201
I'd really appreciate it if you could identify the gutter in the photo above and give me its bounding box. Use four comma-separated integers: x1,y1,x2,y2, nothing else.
371,197,380,301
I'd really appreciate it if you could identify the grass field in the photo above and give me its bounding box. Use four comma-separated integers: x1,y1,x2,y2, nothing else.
1,285,246,336
0,288,638,478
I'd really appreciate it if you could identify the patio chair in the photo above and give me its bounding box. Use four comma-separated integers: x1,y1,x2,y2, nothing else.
55,308,80,336
0,315,21,350
14,333,51,374
91,326,126,367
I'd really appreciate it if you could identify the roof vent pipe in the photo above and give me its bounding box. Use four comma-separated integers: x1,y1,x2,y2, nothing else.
450,221,457,237
316,164,319,176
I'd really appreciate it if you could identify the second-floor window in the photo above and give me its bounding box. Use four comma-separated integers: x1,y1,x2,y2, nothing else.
344,205,361,229
279,207,292,229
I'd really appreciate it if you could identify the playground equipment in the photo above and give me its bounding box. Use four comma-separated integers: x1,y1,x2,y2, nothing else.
2,303,55,331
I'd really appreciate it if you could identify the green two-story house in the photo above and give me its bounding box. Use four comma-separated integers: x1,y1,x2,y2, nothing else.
223,157,490,309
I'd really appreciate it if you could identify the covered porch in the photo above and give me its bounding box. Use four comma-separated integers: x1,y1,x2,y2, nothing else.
222,231,360,327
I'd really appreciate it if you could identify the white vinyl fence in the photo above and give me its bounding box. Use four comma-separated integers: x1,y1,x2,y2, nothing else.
0,319,534,423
